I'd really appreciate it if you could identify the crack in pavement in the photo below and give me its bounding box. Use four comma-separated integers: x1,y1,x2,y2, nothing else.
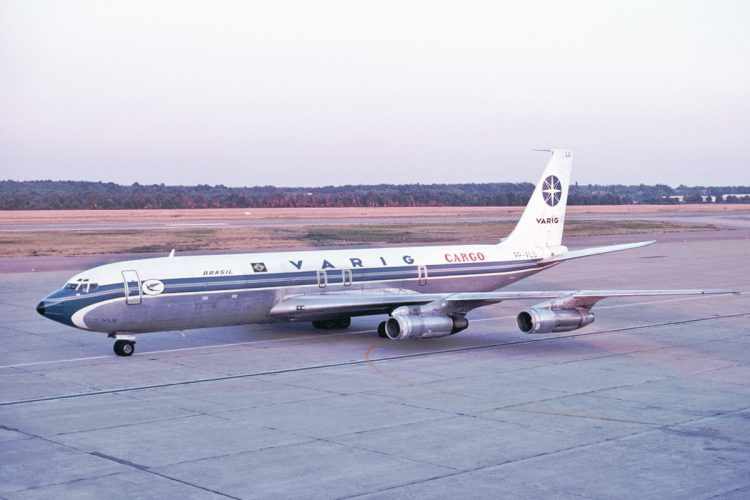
339,403,750,499
88,451,243,500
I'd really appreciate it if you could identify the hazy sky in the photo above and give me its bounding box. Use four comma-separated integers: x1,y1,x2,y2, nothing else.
1,1,748,186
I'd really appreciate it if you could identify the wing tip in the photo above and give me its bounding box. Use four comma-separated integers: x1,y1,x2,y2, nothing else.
703,289,742,295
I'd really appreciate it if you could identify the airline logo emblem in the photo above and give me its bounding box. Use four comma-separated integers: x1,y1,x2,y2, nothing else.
542,175,562,207
142,279,165,296
252,262,268,272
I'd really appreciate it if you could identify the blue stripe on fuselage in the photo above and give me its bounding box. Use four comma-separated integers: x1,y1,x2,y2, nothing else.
42,259,545,326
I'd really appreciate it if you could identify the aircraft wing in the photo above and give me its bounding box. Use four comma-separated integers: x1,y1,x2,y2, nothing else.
269,290,444,320
444,288,738,311
269,288,738,320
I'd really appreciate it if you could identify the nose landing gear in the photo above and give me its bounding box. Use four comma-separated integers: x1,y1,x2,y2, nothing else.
109,334,136,357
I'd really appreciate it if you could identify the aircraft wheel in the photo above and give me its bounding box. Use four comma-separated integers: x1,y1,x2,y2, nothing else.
312,318,351,330
113,339,135,357
377,321,387,338
334,317,351,329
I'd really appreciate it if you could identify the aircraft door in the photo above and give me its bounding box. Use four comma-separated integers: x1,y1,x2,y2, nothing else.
417,265,428,286
342,269,353,287
316,269,328,288
122,270,142,305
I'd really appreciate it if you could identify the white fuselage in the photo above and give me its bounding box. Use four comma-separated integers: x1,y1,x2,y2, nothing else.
39,241,558,334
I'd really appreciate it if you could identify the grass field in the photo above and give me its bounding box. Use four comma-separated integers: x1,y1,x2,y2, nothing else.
0,219,720,257
1,203,749,226
4,204,747,257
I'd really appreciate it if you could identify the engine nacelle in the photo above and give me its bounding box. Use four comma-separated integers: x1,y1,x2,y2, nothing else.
516,307,594,334
385,314,468,340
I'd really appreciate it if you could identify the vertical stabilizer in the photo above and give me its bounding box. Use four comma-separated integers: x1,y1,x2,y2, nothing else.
504,149,572,249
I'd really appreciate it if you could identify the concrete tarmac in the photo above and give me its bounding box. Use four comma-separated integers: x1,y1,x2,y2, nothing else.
1,235,749,499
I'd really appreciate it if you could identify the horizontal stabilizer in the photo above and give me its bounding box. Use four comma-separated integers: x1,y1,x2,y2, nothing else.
544,240,655,263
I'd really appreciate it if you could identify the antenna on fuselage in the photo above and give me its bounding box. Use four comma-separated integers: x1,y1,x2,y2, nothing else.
168,249,175,258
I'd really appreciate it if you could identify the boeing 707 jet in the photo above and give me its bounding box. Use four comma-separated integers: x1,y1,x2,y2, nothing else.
36,150,734,356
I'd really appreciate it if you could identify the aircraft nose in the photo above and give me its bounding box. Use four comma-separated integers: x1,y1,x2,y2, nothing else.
35,295,75,327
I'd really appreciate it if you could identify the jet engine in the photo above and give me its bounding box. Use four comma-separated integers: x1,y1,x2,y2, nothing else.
516,307,594,334
384,313,468,340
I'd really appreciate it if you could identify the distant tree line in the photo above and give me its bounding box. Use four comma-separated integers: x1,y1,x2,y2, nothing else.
0,180,748,210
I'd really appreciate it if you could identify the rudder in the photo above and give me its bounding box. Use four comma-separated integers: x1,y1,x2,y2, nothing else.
504,149,573,249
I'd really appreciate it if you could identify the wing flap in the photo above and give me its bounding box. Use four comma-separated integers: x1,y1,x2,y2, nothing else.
270,288,738,321
269,291,442,320
448,288,736,302
447,288,739,310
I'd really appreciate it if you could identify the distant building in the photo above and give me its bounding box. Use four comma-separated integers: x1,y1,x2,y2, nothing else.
660,194,750,203
662,195,685,203
721,193,750,201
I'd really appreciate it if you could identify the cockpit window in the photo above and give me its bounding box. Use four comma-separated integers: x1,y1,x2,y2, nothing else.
66,279,98,293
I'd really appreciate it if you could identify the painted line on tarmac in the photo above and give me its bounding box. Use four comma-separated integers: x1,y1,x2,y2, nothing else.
0,329,375,370
1,310,748,407
137,328,374,356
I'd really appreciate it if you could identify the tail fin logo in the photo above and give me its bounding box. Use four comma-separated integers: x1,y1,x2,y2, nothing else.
542,175,562,207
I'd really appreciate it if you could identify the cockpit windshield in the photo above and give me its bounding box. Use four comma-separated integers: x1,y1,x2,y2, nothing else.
65,279,98,293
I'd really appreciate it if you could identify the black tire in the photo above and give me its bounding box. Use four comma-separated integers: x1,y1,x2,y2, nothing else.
113,340,135,357
312,318,351,330
377,321,387,338
334,317,351,329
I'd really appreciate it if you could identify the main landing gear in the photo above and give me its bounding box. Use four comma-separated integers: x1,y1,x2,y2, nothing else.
312,317,351,330
109,334,136,357
378,321,388,338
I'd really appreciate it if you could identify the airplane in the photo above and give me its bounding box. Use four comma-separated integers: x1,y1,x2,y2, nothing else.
36,149,736,356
